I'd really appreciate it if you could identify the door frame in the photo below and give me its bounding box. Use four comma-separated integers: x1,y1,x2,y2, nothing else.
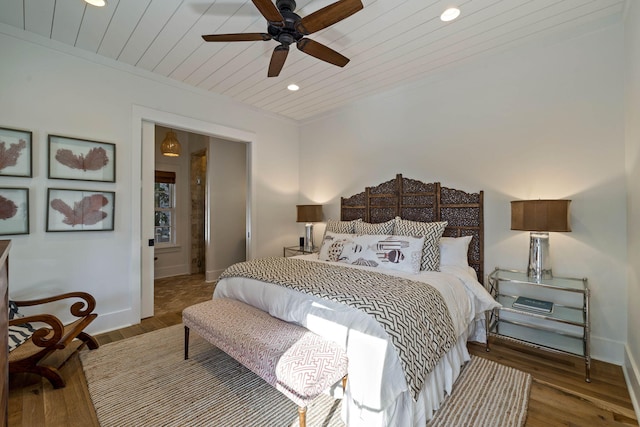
132,106,255,320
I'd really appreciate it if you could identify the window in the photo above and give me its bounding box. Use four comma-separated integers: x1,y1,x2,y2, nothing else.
155,171,176,246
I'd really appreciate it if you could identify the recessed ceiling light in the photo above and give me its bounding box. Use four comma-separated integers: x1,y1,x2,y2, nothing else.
85,0,107,6
287,84,300,91
440,7,460,22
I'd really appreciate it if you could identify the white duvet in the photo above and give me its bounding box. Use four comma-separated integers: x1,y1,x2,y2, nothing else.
213,254,499,427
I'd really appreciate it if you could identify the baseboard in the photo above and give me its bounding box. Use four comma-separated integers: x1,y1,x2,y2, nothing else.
591,335,626,366
206,269,225,282
154,265,189,279
85,308,138,335
624,345,640,422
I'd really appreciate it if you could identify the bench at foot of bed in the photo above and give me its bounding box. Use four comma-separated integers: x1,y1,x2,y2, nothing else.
182,298,348,427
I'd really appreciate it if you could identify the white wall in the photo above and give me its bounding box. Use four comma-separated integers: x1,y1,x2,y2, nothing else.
624,0,640,416
153,126,192,279
0,28,300,333
300,23,626,364
207,137,247,281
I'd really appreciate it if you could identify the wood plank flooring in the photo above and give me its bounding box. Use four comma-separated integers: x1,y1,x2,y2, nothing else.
8,274,639,426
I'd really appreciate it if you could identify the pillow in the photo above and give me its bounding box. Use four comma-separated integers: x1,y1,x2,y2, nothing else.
325,218,362,234
319,231,425,274
393,217,447,271
353,218,396,235
8,300,35,352
439,236,473,268
9,299,20,320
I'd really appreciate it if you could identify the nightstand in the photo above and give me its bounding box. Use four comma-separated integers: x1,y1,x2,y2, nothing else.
486,267,591,382
283,246,318,257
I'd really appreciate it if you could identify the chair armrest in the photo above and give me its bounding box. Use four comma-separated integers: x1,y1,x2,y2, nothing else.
9,314,64,349
12,292,96,318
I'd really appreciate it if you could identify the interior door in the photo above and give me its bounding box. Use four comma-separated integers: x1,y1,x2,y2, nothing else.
140,120,155,318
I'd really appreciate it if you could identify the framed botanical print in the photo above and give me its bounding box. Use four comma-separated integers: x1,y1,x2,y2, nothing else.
0,127,32,178
48,135,115,182
0,187,29,235
46,188,115,232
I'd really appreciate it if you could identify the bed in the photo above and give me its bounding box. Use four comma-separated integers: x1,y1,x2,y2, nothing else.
213,174,499,427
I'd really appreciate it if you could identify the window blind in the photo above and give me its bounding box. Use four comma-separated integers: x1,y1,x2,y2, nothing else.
155,170,176,184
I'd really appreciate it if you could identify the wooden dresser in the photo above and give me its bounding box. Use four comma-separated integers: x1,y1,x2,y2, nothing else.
0,240,10,427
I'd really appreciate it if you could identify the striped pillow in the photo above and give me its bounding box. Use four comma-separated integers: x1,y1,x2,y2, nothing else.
8,300,36,352
353,218,396,235
393,218,447,271
325,218,362,234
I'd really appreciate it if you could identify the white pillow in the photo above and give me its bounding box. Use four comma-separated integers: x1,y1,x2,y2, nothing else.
439,236,473,268
318,232,425,274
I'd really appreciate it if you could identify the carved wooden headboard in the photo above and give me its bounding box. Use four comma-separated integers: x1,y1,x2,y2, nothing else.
340,174,484,280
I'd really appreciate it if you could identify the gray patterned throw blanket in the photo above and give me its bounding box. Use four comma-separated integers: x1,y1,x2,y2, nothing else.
219,257,457,399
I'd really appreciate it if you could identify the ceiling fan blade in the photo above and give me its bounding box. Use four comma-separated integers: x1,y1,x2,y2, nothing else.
202,33,272,42
297,38,349,67
252,0,284,25
295,0,363,35
268,45,289,77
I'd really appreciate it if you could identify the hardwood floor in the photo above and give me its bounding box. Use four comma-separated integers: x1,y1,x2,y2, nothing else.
7,274,639,426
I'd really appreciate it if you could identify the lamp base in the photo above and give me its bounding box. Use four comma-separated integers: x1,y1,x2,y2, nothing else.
527,232,552,281
304,223,314,252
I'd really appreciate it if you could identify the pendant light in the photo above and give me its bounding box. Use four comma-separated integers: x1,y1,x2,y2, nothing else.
161,131,181,157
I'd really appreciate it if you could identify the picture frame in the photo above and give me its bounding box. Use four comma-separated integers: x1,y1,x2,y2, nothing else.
48,135,115,182
0,127,32,178
46,188,115,232
0,187,29,235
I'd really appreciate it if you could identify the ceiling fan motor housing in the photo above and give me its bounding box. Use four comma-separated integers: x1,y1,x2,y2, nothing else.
276,0,297,12
268,0,303,45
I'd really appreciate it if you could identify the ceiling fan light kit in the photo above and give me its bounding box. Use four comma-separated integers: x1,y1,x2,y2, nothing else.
202,0,364,77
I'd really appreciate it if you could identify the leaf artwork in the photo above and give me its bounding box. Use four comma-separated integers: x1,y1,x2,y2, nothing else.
0,139,26,171
0,195,18,220
50,194,108,226
55,147,109,171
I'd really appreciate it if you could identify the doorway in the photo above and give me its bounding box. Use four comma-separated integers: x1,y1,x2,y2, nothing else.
152,128,248,290
135,106,255,320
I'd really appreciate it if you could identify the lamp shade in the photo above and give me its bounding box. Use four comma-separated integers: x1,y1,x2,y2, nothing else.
161,131,181,157
296,205,323,223
511,200,571,232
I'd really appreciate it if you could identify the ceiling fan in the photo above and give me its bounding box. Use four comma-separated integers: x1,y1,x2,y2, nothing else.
201,0,363,77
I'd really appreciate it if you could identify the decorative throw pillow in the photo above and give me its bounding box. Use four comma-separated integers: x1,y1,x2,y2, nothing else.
353,218,396,235
393,217,447,271
318,232,354,262
439,235,473,268
8,300,36,352
319,231,425,274
325,219,362,234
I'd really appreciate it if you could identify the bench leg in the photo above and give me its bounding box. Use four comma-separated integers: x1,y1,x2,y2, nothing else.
298,406,307,427
342,375,348,391
184,326,190,360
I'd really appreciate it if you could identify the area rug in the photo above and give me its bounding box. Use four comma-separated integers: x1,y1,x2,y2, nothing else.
80,324,531,427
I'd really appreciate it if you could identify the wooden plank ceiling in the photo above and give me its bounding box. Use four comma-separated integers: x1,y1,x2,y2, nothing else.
0,0,626,121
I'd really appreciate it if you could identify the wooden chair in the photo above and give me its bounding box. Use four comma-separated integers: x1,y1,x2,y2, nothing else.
8,292,99,388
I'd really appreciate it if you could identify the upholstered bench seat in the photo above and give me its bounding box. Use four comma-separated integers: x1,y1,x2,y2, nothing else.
182,298,348,427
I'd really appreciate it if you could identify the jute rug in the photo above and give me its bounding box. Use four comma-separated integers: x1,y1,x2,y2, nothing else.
80,324,531,427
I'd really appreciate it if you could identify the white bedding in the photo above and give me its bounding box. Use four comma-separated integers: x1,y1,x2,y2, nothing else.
213,254,499,427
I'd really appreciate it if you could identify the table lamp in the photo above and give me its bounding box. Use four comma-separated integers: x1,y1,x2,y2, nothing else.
511,199,571,281
296,205,323,251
